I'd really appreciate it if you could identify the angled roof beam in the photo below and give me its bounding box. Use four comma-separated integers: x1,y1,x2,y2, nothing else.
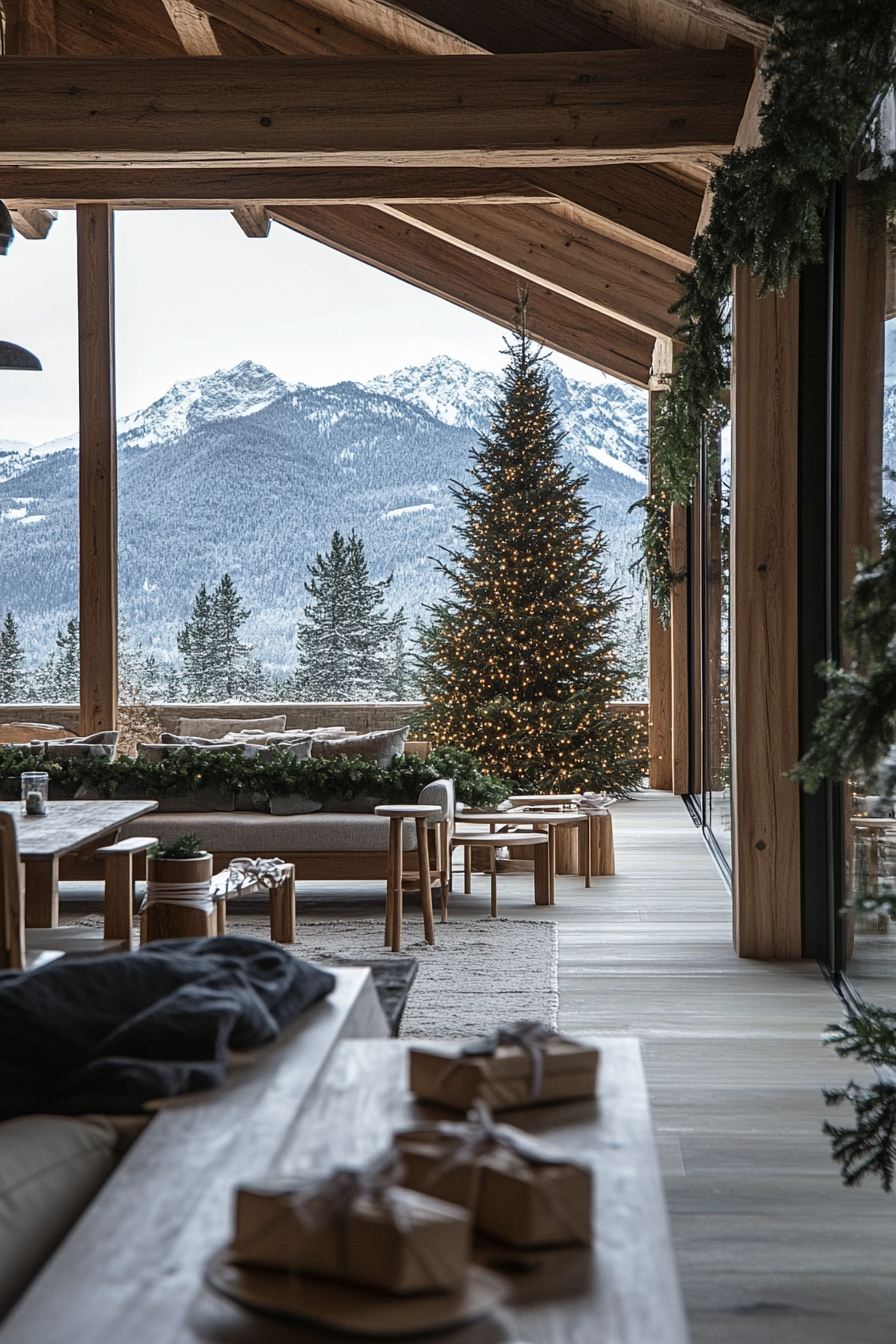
2,0,57,54
270,203,655,386
0,167,561,207
0,51,755,169
193,0,395,55
376,201,681,337
232,203,271,235
264,0,487,54
10,206,56,238
624,0,771,48
160,0,223,53
524,165,701,270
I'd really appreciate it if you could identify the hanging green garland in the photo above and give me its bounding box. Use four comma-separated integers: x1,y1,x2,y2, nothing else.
639,0,896,623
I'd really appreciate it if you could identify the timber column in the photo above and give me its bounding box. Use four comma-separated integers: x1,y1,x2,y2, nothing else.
730,269,800,958
647,391,674,791
77,204,118,734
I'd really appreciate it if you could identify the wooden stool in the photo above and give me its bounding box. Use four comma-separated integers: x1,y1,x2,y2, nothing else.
374,804,442,954
450,831,551,914
95,835,158,943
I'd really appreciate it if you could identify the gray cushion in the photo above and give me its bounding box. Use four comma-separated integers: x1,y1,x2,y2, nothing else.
311,726,409,769
156,788,235,813
0,1115,118,1320
119,811,418,852
37,731,119,762
320,793,384,814
176,715,287,739
269,793,323,816
256,739,312,761
137,742,259,762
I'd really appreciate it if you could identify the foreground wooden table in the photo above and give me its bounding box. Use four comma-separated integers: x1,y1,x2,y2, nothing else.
0,799,158,927
1,1034,687,1343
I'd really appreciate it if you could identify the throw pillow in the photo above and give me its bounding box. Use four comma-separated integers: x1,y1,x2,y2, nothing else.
0,1114,118,1319
311,726,409,769
269,793,323,815
176,715,287,739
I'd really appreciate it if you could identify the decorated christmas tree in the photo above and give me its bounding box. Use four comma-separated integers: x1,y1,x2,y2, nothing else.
417,317,641,793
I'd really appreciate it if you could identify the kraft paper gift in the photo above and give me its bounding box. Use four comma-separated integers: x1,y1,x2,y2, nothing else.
409,1021,599,1112
231,1161,471,1295
394,1104,592,1248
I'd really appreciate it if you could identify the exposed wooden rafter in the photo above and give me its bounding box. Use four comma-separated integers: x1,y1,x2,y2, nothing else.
194,0,393,55
0,166,562,207
270,204,656,385
160,0,223,54
0,52,756,169
280,0,486,55
375,201,681,336
525,165,701,270
622,0,771,47
10,205,56,238
2,0,56,53
232,203,270,235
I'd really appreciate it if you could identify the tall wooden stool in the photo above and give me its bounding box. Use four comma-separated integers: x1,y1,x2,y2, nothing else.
374,804,442,954
450,830,551,914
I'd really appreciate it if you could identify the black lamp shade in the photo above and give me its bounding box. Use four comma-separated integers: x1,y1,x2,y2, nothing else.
0,342,42,371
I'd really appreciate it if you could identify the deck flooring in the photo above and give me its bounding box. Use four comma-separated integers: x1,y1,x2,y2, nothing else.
60,790,896,1341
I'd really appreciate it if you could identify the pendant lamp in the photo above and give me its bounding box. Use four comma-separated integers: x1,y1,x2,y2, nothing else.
0,199,42,370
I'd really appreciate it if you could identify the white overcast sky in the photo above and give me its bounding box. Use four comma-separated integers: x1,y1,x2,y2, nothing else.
0,209,612,446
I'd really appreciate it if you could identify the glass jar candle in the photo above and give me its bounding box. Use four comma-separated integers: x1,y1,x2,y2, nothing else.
21,772,49,816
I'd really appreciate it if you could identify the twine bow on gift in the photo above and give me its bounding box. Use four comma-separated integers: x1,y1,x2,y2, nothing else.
461,1020,559,1102
225,856,289,895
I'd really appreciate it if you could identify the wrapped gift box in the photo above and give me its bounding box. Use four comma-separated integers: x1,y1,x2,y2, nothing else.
231,1176,471,1295
394,1115,592,1248
409,1028,598,1112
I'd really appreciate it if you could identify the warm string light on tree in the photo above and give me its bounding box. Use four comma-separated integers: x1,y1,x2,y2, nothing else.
415,310,641,794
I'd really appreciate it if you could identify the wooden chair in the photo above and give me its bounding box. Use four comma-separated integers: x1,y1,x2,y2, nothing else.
0,811,24,970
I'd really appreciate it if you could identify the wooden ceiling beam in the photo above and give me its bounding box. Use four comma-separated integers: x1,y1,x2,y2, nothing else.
287,0,486,55
10,206,57,238
525,165,700,270
0,167,561,205
194,0,393,55
270,203,655,385
231,203,271,234
0,52,755,169
160,0,223,53
620,0,771,48
376,201,681,337
2,0,57,53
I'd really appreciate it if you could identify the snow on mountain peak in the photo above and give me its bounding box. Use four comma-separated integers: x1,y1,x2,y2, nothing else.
364,356,497,429
118,360,293,448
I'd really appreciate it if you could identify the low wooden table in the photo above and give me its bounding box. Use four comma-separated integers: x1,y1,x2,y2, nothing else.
0,799,159,928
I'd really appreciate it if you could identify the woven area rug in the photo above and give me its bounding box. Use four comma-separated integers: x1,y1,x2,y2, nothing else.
60,914,559,1038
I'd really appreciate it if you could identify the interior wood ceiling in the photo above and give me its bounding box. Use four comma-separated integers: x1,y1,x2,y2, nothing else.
0,0,765,385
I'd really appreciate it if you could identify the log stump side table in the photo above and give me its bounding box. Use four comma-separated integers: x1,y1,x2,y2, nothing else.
374,804,442,954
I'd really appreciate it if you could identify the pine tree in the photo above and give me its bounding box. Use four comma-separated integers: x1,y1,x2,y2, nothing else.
41,618,80,703
176,575,256,701
293,530,407,701
416,320,641,793
177,583,218,701
0,611,25,703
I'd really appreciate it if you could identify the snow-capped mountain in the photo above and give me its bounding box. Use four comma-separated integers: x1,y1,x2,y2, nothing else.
0,355,649,677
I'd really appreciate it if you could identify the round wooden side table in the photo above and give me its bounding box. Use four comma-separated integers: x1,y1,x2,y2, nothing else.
374,804,443,953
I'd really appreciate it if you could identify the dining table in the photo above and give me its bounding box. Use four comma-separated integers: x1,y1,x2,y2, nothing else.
0,798,159,928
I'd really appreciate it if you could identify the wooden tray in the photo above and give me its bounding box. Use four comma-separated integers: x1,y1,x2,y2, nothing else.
205,1250,507,1337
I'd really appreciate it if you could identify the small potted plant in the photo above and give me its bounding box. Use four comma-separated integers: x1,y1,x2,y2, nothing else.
146,832,213,889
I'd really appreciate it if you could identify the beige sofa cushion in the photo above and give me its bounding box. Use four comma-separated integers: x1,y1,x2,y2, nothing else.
311,726,409,769
119,812,418,852
176,715,287,738
0,1115,119,1320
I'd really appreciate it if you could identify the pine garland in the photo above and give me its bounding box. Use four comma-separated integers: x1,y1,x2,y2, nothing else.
640,0,896,620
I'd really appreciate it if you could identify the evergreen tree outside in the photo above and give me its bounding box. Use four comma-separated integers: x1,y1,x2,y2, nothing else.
0,611,25,703
416,319,641,794
177,575,256,701
293,529,407,701
177,583,218,701
41,618,80,703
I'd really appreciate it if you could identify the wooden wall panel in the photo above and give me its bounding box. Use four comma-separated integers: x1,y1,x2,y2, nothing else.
77,203,118,735
842,175,887,597
730,269,801,959
669,501,689,794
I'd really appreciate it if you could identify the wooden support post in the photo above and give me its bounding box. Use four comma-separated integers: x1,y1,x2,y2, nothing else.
669,502,689,794
77,204,118,735
647,389,674,790
730,269,801,959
